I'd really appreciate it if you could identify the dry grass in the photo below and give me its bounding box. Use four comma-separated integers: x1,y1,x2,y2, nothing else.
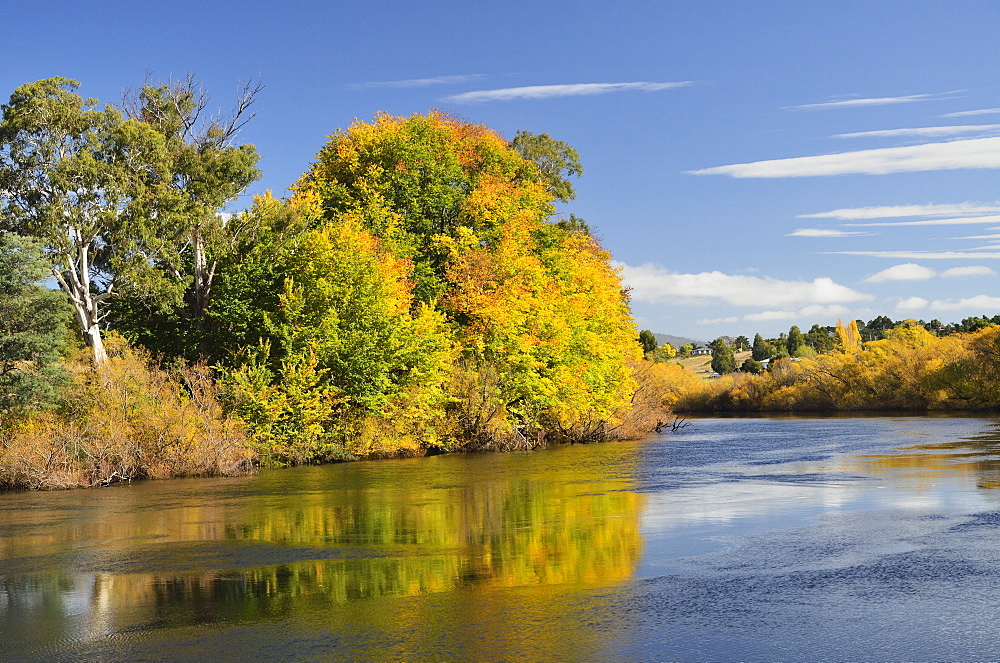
0,336,256,490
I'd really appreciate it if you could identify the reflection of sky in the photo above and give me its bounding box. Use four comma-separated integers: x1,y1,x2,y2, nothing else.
638,417,1000,573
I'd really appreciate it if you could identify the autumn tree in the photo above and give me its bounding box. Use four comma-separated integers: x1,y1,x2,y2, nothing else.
0,78,180,364
223,207,455,462
298,112,642,446
298,111,552,303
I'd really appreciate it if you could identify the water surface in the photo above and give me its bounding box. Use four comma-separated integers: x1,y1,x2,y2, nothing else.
5,416,1000,660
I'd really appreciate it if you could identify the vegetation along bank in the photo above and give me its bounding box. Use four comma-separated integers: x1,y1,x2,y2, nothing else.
2,76,1000,490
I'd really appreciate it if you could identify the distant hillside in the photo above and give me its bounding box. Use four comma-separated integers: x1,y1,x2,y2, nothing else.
653,333,704,349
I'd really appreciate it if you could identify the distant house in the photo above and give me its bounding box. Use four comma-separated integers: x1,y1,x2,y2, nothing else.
691,348,711,356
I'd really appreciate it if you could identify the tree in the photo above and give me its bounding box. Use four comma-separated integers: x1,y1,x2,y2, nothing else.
651,343,677,362
110,75,263,358
123,74,262,321
0,78,178,364
0,233,72,413
638,329,658,355
867,315,895,339
787,325,806,357
751,333,774,361
710,337,736,374
299,111,552,303
734,335,750,352
679,342,695,357
740,357,764,374
510,130,583,203
835,318,863,353
805,324,836,354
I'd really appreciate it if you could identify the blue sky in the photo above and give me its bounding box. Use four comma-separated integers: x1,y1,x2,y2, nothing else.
5,1,1000,341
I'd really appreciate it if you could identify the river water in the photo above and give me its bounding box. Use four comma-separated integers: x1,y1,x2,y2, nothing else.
4,416,1000,661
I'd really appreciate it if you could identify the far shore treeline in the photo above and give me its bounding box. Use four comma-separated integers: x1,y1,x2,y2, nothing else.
3,77,1000,491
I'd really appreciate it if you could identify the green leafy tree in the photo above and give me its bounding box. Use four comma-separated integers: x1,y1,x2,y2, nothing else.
0,78,178,364
0,233,72,413
787,325,806,357
679,342,694,357
111,75,263,358
510,130,583,203
734,335,750,352
805,323,836,354
867,315,896,339
710,337,736,374
638,329,658,355
751,333,774,361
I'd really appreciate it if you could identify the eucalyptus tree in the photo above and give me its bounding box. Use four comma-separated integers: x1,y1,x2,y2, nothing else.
0,78,180,364
510,130,583,203
123,74,262,322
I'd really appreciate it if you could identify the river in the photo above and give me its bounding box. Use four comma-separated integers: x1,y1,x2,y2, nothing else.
4,416,1000,661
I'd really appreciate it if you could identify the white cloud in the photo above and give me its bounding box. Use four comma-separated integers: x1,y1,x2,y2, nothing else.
443,81,692,103
835,125,1000,139
788,228,871,237
953,233,1000,240
845,214,1000,227
863,263,937,283
689,137,1000,178
941,265,997,278
896,297,929,311
800,203,1000,220
355,74,487,88
833,250,1000,259
926,295,1000,311
618,263,872,308
787,92,958,111
944,108,1000,117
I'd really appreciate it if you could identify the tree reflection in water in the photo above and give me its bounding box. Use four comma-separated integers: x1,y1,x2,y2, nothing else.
0,441,645,660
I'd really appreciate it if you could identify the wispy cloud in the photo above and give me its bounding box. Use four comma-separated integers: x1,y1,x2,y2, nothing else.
844,214,1000,227
954,233,1000,240
800,203,1000,220
863,263,937,283
618,263,872,308
832,250,1000,259
944,108,1000,117
699,304,852,325
941,265,997,278
688,137,1000,178
787,92,958,111
443,81,693,103
834,125,1000,139
353,74,487,88
788,228,871,237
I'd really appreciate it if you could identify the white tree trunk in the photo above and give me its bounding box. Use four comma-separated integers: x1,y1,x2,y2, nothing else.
85,322,108,365
54,240,110,366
